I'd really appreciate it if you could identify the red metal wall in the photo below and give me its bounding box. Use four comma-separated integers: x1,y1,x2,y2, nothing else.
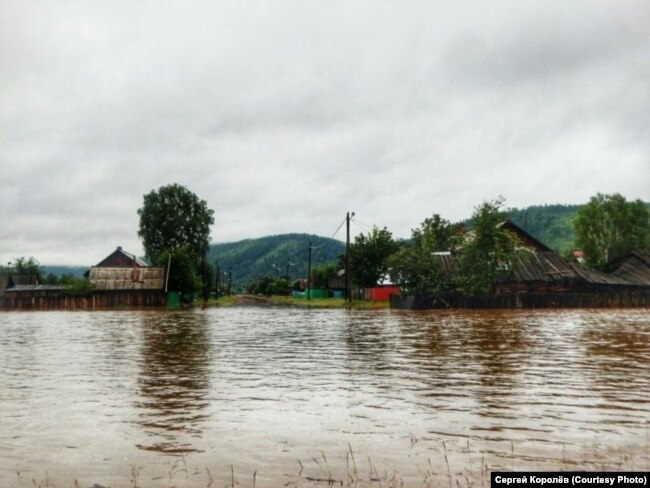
370,286,401,302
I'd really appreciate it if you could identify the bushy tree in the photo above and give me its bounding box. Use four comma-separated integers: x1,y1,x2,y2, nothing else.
157,247,201,296
4,257,43,280
311,263,338,289
350,226,399,287
138,184,214,295
388,214,458,294
60,275,96,296
138,184,214,262
456,197,515,295
245,276,288,296
43,272,60,284
574,193,650,268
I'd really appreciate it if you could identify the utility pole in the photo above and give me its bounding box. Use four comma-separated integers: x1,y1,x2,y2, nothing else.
345,211,354,303
228,267,232,296
214,260,220,300
201,257,208,303
307,240,312,300
286,261,291,297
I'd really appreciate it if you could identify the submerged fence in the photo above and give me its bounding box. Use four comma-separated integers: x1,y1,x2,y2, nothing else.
3,290,167,310
390,290,650,310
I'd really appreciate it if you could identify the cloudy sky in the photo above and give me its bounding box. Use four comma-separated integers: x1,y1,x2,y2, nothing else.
1,1,649,265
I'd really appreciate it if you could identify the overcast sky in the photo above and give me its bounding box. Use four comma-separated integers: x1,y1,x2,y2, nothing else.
1,1,649,265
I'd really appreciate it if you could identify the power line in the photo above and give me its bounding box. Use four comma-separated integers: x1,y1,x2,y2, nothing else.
351,220,372,232
330,216,347,239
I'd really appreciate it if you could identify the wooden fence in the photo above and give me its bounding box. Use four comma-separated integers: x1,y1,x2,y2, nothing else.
390,290,650,310
3,290,167,310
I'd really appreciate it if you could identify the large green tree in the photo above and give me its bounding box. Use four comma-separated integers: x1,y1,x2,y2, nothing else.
388,214,458,294
456,197,516,295
138,183,214,260
574,193,650,268
2,257,44,280
138,184,214,295
350,226,399,288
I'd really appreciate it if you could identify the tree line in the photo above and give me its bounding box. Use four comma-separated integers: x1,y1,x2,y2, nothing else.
313,193,649,297
6,187,648,300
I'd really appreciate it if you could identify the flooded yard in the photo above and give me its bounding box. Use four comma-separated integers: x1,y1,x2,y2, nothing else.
0,307,648,486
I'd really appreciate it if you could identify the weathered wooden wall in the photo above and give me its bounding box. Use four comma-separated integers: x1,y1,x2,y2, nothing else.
3,290,166,310
390,290,650,310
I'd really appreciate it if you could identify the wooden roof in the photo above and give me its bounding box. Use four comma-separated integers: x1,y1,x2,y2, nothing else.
9,274,39,286
431,250,649,288
500,221,553,252
6,284,65,292
603,251,650,286
96,247,149,268
501,251,629,286
88,267,166,290
1,274,39,296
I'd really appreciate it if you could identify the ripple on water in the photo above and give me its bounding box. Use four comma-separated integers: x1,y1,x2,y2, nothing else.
0,308,648,484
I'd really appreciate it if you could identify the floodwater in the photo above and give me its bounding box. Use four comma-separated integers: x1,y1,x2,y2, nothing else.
0,307,648,486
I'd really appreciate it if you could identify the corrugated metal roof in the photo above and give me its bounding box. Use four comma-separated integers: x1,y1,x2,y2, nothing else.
88,267,165,290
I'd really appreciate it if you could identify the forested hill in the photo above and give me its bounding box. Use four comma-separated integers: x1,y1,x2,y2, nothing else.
507,201,650,255
207,233,345,287
507,204,579,255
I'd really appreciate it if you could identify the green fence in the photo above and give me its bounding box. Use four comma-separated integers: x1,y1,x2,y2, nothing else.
167,292,181,310
293,288,329,299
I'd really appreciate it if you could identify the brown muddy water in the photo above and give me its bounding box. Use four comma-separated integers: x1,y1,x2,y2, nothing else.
0,308,648,487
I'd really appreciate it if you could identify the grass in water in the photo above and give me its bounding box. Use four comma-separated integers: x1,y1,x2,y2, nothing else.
14,437,650,488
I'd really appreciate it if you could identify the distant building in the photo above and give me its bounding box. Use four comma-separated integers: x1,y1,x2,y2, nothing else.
86,247,166,306
0,273,39,298
572,249,586,264
95,246,149,268
4,248,166,310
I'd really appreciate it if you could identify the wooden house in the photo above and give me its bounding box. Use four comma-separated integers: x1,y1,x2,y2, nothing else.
4,249,167,310
1,273,39,302
4,284,66,309
86,247,166,307
391,221,650,309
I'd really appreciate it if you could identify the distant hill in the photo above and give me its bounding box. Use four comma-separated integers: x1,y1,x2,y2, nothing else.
507,204,579,255
207,233,345,288
506,201,649,255
42,265,89,278
41,202,647,283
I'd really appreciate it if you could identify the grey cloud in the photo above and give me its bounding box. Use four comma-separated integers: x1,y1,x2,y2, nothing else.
1,1,649,265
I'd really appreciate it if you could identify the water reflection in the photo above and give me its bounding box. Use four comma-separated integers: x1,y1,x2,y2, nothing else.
134,311,212,453
1,308,648,486
466,312,527,389
582,315,650,409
